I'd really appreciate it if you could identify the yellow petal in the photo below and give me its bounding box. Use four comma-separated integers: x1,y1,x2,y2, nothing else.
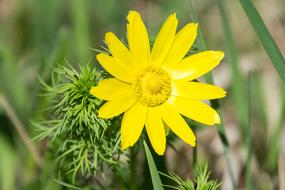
121,103,147,149
127,10,150,64
98,94,136,119
96,53,135,83
160,103,196,146
168,96,221,125
105,32,137,68
145,108,166,155
172,81,227,100
151,13,178,65
90,78,131,100
170,51,224,81
163,23,198,68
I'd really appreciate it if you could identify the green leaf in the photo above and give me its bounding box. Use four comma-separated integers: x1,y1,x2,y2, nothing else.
239,0,285,83
143,141,164,190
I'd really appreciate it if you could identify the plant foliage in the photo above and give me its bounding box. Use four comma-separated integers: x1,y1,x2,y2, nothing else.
164,165,220,190
34,64,121,183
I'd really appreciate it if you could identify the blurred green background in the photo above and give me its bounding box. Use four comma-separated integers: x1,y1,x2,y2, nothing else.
1,0,285,189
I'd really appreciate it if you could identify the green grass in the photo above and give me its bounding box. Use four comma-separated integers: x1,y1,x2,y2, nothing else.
144,141,164,190
239,0,285,83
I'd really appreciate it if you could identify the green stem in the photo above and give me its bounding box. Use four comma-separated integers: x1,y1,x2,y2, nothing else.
189,1,236,189
239,0,285,83
245,73,253,190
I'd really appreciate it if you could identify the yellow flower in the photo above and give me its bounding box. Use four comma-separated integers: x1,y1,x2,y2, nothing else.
90,11,226,155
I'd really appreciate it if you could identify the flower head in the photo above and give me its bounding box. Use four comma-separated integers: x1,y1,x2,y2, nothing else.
90,11,226,155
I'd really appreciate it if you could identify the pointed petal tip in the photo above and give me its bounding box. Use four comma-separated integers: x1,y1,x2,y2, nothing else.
171,12,177,18
127,10,140,22
183,22,198,36
121,141,129,151
218,87,227,98
96,53,113,64
97,110,104,118
168,12,178,23
105,32,114,41
156,149,165,156
190,22,199,29
97,109,112,119
95,53,109,68
188,22,199,28
190,135,196,147
153,145,166,155
186,136,196,147
223,90,228,97
216,51,225,60
121,139,135,151
89,86,97,96
128,10,139,15
214,113,221,125
96,53,104,60
205,50,225,70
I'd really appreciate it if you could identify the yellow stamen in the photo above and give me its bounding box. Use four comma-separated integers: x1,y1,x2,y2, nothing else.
133,65,171,107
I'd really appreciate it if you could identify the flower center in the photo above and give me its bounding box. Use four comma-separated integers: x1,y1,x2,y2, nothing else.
133,65,171,107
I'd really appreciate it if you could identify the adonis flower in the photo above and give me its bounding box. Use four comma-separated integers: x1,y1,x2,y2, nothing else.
90,11,226,155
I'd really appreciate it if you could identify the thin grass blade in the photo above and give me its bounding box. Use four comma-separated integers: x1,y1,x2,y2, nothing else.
143,140,164,190
245,73,253,190
239,0,285,83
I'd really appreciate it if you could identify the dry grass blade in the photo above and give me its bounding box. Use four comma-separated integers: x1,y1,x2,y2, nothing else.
0,95,42,167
